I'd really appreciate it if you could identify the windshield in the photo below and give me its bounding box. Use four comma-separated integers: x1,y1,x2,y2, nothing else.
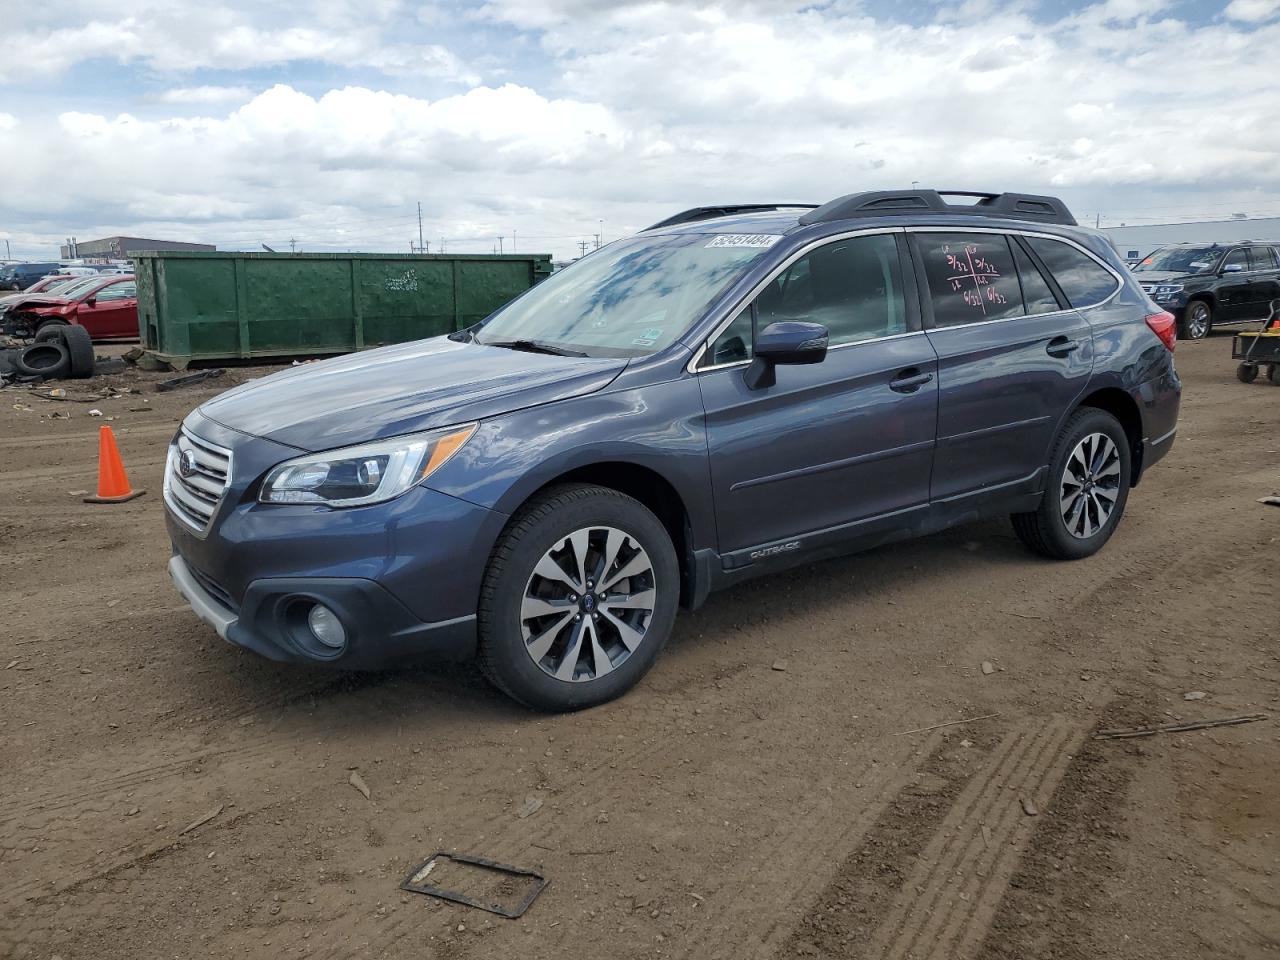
1134,247,1222,274
475,233,776,358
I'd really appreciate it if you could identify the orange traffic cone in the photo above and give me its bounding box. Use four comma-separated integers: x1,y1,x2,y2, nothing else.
84,425,146,504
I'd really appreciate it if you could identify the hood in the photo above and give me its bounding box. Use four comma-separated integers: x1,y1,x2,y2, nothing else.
10,294,73,308
1132,270,1200,284
199,336,628,452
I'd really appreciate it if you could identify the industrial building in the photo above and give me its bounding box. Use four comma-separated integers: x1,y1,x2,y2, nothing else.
1104,217,1280,262
60,236,215,258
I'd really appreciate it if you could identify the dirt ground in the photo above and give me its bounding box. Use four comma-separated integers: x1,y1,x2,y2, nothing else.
1,336,1277,960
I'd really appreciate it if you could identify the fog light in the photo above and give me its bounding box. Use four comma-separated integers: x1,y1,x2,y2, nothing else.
307,604,347,649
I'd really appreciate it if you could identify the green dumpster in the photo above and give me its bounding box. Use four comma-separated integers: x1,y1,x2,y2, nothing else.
132,251,552,366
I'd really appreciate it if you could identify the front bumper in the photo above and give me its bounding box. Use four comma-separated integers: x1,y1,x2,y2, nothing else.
168,554,477,668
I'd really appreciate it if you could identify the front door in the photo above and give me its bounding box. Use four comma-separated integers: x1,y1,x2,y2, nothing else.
910,230,1096,503
1216,248,1252,322
697,232,938,559
76,279,137,337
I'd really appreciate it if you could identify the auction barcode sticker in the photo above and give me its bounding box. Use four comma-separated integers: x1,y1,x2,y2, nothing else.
705,235,782,249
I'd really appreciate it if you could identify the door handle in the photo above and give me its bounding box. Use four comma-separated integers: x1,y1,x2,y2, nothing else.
1046,336,1081,358
889,368,934,393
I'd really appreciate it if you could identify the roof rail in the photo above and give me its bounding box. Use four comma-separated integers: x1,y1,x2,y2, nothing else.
798,190,1077,227
645,204,818,231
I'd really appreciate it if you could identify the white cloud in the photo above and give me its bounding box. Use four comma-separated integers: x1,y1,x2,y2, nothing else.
158,85,256,104
0,113,17,131
1224,0,1280,21
3,1,1280,260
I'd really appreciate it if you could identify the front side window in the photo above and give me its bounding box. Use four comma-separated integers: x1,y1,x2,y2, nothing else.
92,280,136,302
753,233,906,346
476,233,775,358
1025,237,1118,309
917,233,1023,326
1221,249,1249,273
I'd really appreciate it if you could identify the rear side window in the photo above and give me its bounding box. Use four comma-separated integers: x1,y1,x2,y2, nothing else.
1011,241,1061,314
1250,246,1278,271
916,233,1023,326
1025,237,1117,309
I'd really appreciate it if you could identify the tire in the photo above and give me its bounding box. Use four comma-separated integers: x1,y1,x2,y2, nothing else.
1237,363,1259,384
1269,365,1280,386
477,483,679,711
14,341,71,380
33,319,69,343
60,324,95,378
1178,299,1213,340
1011,408,1132,561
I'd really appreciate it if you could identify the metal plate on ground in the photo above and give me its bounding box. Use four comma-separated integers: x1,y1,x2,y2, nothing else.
400,852,548,918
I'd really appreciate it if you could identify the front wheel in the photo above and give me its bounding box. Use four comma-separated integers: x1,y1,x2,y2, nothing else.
1237,363,1259,384
1012,408,1132,561
477,484,679,711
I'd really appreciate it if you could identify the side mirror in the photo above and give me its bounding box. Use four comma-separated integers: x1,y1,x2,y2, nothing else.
1221,262,1244,274
84,297,96,307
744,321,828,390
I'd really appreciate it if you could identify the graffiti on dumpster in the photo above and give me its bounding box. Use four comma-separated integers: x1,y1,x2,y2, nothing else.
384,270,419,293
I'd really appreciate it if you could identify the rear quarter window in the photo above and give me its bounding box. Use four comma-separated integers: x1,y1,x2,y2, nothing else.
1026,237,1118,309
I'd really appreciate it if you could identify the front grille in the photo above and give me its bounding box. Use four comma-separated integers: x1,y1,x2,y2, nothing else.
164,429,232,535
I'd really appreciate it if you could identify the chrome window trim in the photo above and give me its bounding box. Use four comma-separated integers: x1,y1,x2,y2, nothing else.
688,226,906,374
688,224,1125,374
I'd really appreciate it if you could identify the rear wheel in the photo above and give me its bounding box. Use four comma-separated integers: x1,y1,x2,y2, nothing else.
1179,299,1213,340
1012,408,1131,560
1237,363,1259,383
477,484,679,711
1269,364,1280,386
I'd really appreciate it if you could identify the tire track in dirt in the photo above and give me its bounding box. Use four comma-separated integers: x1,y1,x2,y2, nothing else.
858,714,1086,960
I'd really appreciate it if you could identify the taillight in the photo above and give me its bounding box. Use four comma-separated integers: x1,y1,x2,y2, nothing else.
1145,311,1176,351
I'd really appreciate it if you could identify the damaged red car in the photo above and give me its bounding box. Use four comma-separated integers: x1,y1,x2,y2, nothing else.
3,275,138,340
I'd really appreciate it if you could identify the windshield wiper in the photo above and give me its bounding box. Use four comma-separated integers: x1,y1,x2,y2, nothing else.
482,338,588,358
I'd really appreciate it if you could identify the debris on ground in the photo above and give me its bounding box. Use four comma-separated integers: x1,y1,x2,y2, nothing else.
895,712,1001,736
1093,713,1269,740
348,770,372,800
1021,797,1039,816
981,660,995,675
771,660,788,672
156,368,226,392
516,795,544,819
400,852,548,918
1183,690,1207,701
180,805,225,836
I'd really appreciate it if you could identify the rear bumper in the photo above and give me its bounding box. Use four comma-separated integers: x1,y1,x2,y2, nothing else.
1140,425,1177,474
168,555,477,668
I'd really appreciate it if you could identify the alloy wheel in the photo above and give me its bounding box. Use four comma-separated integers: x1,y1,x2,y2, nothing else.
520,526,656,682
1185,302,1210,339
1060,432,1121,539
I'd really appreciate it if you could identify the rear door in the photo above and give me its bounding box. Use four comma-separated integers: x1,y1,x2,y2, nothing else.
1248,245,1280,318
697,231,939,558
911,230,1100,503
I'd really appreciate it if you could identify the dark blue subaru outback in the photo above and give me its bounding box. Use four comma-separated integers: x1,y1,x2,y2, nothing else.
165,189,1181,711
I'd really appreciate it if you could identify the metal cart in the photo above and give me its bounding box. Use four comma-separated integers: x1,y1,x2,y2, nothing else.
1234,300,1280,385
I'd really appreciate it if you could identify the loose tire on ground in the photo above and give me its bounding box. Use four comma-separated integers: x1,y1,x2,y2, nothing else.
33,319,70,343
1011,407,1132,561
1237,363,1259,383
1178,300,1213,340
477,483,679,711
14,341,72,380
60,324,95,378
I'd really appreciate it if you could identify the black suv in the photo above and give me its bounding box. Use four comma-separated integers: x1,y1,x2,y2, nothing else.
1132,241,1280,340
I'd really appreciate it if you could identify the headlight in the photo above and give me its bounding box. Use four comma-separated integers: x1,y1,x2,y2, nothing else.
259,424,477,507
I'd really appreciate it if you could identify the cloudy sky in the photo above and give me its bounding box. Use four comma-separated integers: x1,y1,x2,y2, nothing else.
1,0,1278,261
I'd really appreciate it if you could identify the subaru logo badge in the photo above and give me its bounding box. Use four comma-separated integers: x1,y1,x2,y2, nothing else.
178,450,197,478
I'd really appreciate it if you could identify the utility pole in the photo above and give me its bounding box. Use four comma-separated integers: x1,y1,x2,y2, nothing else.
578,240,590,257
599,219,604,246
4,239,9,259
289,237,297,254
439,238,445,254
512,229,517,254
1095,213,1101,228
593,233,600,251
417,201,425,254
497,236,504,254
